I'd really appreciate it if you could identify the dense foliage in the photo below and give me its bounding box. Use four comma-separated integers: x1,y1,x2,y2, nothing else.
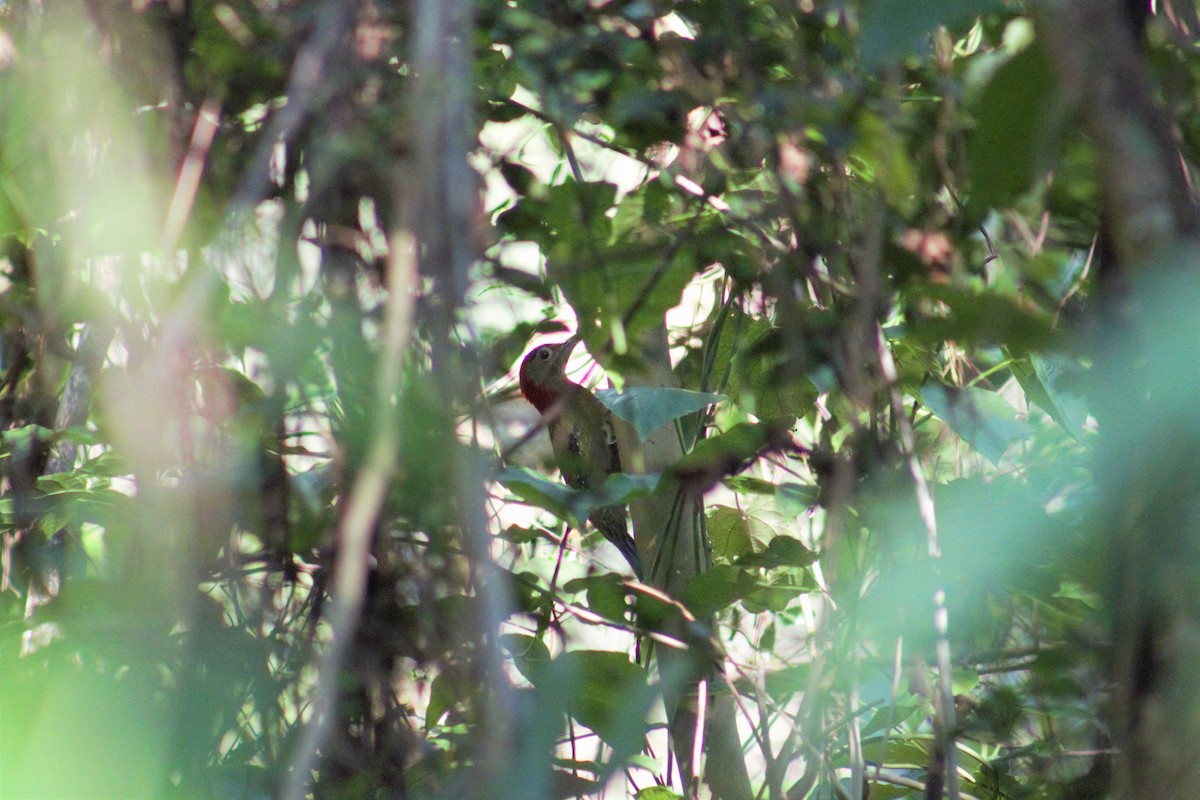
1,1,1198,799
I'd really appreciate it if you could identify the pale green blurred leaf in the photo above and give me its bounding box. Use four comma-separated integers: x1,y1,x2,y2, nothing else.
923,383,1031,464
596,387,724,439
967,38,1063,214
860,0,1005,67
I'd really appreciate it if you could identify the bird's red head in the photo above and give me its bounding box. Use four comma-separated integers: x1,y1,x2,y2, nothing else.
519,335,580,413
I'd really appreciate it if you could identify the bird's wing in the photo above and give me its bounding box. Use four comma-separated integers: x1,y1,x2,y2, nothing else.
602,412,621,474
555,421,590,491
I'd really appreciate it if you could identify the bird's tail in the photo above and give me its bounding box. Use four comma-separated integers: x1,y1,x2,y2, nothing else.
613,531,643,580
591,506,642,579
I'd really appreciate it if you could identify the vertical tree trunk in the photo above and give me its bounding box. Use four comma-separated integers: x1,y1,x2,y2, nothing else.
617,327,753,800
408,1,520,796
1040,3,1200,798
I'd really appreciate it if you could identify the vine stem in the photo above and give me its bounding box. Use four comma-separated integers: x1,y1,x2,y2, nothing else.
875,325,958,800
281,224,418,800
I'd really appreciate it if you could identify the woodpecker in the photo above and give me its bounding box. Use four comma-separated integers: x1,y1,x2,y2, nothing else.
518,335,642,578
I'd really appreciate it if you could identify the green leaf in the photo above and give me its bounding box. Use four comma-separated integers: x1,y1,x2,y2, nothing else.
611,87,690,150
592,472,662,507
878,738,932,768
684,308,817,421
610,179,673,241
1030,354,1089,439
78,451,132,478
860,0,1004,68
749,375,818,422
2,423,53,453
4,486,135,532
671,423,779,490
1052,579,1100,610
552,650,652,762
764,664,811,699
759,621,776,653
682,564,756,618
549,770,600,798
721,476,777,496
497,468,656,532
637,787,685,800
426,670,454,728
953,667,980,695
851,112,916,209
743,579,805,613
907,284,1058,354
778,483,820,514
720,477,820,516
966,38,1063,214
922,383,1031,464
506,180,698,349
498,180,618,250
496,466,587,530
707,506,755,562
497,525,542,544
581,249,697,353
499,633,553,685
704,505,785,561
563,573,634,622
738,536,818,570
55,426,104,447
586,574,633,622
595,387,724,440
629,581,688,633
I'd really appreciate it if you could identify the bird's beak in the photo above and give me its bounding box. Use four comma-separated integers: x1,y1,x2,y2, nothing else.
553,334,582,370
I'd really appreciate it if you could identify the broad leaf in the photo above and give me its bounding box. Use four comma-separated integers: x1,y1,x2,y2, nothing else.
682,564,757,619
496,468,659,530
860,0,1005,68
967,38,1063,215
707,506,756,562
907,284,1058,354
671,422,783,491
737,536,818,570
1031,354,1089,440
591,472,663,507
499,633,553,685
852,112,916,209
595,387,724,439
922,383,1031,464
496,466,588,530
636,787,686,800
552,650,652,769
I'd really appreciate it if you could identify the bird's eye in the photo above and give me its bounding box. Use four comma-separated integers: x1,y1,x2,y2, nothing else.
538,348,550,360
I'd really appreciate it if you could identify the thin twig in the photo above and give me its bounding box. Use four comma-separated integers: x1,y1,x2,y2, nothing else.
875,325,959,800
231,0,356,213
875,326,938,557
867,768,982,800
281,226,418,800
934,590,961,800
162,97,221,253
871,637,904,784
